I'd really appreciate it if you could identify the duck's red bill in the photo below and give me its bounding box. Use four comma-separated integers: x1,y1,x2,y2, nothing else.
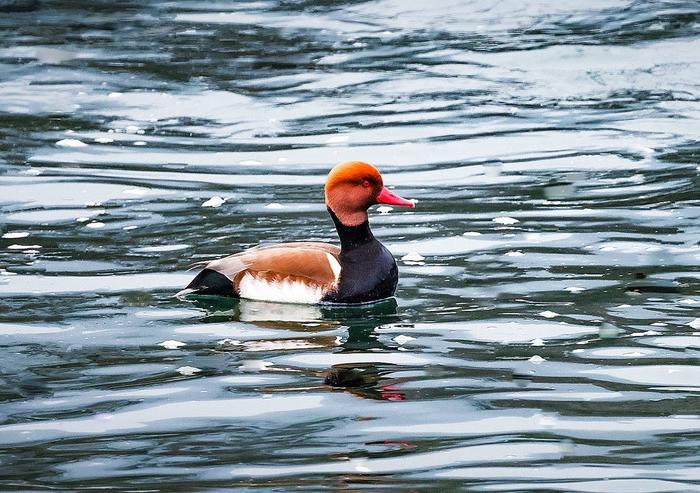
376,186,415,208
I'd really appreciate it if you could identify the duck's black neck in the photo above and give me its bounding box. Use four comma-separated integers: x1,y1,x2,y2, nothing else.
328,208,374,251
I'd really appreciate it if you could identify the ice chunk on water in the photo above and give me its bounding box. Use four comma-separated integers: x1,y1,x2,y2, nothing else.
176,366,201,376
7,244,41,250
401,252,425,262
2,232,29,239
393,335,415,345
159,340,186,350
202,196,225,208
56,138,87,147
493,216,519,225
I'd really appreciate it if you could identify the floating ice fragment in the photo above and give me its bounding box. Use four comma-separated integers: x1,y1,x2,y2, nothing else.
76,217,90,223
264,203,284,209
107,92,122,98
202,196,226,208
376,206,393,214
564,286,585,293
125,125,140,134
135,244,188,253
493,216,519,225
678,299,699,305
393,335,415,345
7,244,41,250
401,252,425,262
133,141,147,146
689,319,700,330
56,138,87,147
505,250,524,257
122,225,138,230
538,311,559,319
239,160,262,166
599,322,622,339
85,222,105,229
176,366,201,376
2,232,29,239
528,355,545,364
463,231,482,236
159,340,186,350
531,338,544,347
19,168,41,176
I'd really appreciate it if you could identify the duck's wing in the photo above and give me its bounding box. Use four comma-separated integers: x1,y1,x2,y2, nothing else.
181,242,342,302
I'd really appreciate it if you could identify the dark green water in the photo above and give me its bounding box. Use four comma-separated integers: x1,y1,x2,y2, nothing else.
1,0,699,490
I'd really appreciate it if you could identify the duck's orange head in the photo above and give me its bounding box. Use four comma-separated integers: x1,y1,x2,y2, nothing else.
325,161,415,226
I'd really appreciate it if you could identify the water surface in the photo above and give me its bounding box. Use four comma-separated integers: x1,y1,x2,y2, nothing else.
1,0,699,490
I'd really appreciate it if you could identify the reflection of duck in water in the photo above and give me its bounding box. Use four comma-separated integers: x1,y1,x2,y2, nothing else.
192,296,407,400
179,161,415,304
625,272,682,294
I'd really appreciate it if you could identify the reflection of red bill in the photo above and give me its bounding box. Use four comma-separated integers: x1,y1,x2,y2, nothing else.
382,440,417,450
380,384,405,401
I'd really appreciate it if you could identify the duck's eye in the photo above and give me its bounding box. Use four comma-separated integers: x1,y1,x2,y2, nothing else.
362,180,371,188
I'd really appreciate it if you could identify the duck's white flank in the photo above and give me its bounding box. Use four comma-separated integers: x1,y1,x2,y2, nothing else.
238,272,326,304
237,254,341,304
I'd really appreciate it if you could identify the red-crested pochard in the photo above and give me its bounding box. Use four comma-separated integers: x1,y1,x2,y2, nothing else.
180,161,415,304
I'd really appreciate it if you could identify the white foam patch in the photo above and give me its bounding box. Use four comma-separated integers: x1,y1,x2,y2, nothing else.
238,272,325,304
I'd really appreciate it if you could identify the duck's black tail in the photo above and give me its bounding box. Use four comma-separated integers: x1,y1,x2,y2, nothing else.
176,268,237,298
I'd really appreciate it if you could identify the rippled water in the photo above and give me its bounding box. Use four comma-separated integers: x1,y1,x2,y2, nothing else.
1,0,699,490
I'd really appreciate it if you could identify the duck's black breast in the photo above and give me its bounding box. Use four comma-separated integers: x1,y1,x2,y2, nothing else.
323,211,398,304
324,239,398,304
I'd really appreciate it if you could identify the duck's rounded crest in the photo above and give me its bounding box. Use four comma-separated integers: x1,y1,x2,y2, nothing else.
325,161,383,191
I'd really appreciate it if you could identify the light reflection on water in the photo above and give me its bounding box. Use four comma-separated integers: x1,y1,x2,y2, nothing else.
1,0,699,490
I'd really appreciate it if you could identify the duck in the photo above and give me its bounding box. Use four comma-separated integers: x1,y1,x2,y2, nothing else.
179,161,415,304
